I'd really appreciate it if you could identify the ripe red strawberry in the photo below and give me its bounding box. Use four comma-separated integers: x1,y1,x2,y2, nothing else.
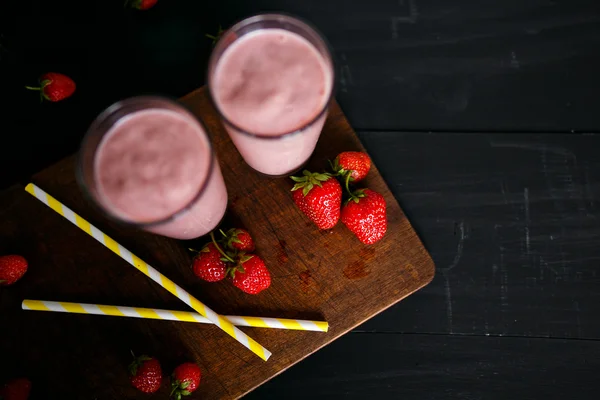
341,189,387,245
192,243,227,282
25,73,75,102
170,362,201,399
127,0,158,10
224,228,255,252
290,171,342,230
332,151,371,183
0,378,31,400
229,255,271,295
129,355,162,393
0,255,28,286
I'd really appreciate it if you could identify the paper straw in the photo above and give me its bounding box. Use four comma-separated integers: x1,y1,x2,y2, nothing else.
22,300,329,332
24,183,271,361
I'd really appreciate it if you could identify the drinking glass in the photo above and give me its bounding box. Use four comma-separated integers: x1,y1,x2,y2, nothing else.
77,96,228,240
207,13,335,176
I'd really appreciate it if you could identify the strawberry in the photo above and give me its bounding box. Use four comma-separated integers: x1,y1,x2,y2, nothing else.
0,255,28,286
192,243,227,282
0,378,31,400
332,151,371,183
341,189,387,245
170,362,201,399
229,254,271,295
223,228,255,252
129,355,162,393
290,170,342,230
126,0,158,10
25,73,75,102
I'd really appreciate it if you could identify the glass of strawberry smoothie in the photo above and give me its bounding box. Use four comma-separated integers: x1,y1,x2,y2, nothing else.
77,96,228,240
207,13,335,177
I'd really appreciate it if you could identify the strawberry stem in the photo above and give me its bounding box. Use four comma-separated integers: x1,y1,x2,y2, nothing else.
210,231,234,263
25,86,41,91
344,172,352,196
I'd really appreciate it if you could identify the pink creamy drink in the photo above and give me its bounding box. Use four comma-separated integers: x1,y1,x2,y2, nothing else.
78,98,227,240
209,14,334,176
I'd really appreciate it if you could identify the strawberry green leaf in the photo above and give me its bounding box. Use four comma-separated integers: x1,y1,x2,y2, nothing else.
302,184,311,196
290,176,306,182
181,381,190,389
240,254,254,264
314,173,330,181
181,390,191,396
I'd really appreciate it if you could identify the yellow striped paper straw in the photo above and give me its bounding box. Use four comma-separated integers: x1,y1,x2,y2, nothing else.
24,183,272,361
22,300,329,332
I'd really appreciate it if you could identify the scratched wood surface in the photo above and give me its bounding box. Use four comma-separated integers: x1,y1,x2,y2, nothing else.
0,88,434,398
3,0,600,187
2,0,600,398
248,132,600,399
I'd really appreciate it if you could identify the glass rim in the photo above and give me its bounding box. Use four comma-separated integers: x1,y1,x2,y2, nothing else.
76,95,217,229
206,12,337,140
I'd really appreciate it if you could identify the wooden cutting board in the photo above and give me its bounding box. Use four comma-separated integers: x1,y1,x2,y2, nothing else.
0,87,435,399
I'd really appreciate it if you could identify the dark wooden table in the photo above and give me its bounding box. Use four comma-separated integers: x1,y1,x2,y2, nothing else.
2,0,600,398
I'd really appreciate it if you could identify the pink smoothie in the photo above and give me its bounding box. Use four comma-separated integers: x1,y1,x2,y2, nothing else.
211,28,333,175
95,109,227,239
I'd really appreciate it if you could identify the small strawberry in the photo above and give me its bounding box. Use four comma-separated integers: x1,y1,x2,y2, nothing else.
192,243,227,282
170,362,201,399
290,170,342,230
229,254,271,295
0,255,28,286
0,378,31,400
341,189,387,245
25,73,75,102
331,151,371,183
126,0,158,10
223,228,255,252
129,355,162,393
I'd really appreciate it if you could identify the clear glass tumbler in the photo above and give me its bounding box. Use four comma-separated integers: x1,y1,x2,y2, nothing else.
207,13,335,177
77,96,228,240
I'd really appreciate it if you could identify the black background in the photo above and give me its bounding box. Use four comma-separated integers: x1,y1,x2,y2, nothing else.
2,0,600,398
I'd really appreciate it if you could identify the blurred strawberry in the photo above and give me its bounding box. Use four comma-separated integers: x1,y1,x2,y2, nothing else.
0,378,32,400
126,0,158,10
170,362,201,399
25,72,75,102
129,355,162,393
0,255,28,286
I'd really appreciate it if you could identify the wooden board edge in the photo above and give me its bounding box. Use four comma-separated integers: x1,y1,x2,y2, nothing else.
239,262,435,399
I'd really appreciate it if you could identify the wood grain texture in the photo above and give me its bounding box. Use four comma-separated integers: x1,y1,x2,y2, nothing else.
0,88,434,399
